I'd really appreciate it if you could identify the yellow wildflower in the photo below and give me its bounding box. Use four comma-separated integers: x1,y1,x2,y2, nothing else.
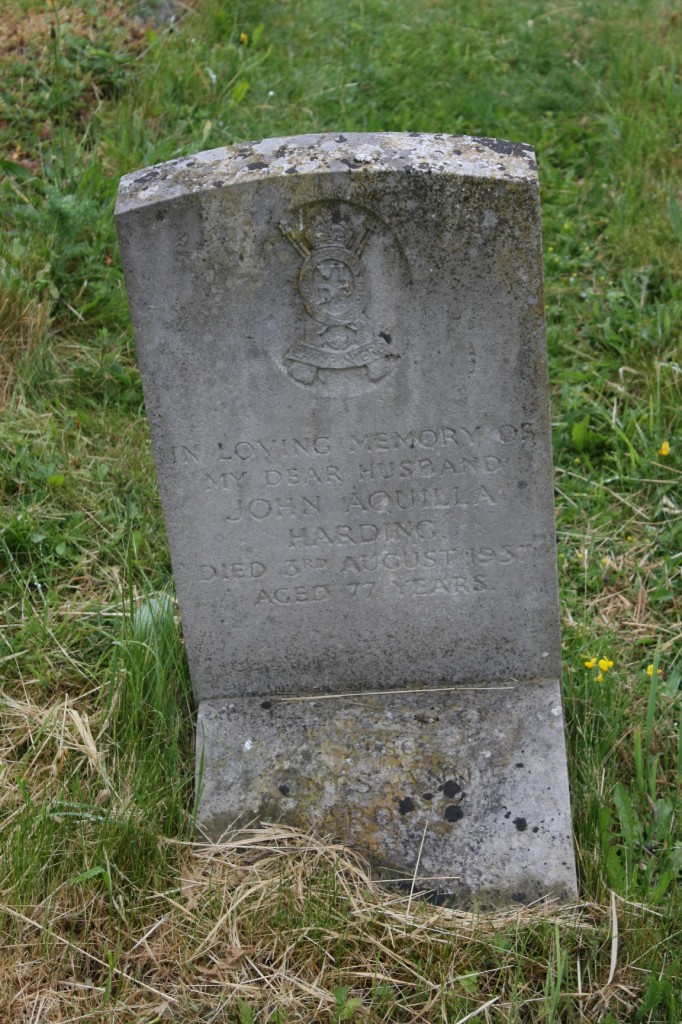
658,441,670,456
598,657,614,673
584,657,597,669
240,31,249,45
596,673,604,682
646,664,662,677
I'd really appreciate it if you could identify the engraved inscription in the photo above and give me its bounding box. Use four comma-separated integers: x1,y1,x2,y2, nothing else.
223,494,322,522
255,585,331,605
198,424,535,465
173,421,543,606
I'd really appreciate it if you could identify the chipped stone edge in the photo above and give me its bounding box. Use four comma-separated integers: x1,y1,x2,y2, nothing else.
114,132,538,216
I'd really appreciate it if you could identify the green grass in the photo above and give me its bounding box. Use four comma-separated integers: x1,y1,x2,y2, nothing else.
1,0,681,1020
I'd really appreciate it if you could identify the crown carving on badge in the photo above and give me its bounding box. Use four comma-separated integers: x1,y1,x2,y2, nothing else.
278,206,370,259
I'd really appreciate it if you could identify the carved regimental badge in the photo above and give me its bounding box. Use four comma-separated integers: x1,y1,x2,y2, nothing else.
278,201,400,387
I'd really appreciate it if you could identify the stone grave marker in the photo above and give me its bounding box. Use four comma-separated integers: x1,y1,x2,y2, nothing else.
115,133,577,904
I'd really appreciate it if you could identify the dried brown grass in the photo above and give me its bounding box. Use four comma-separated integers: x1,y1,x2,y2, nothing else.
0,821,627,1023
0,1,150,62
0,664,647,1023
0,285,50,407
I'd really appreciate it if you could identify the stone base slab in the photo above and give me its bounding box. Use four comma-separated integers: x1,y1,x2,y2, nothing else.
195,681,577,906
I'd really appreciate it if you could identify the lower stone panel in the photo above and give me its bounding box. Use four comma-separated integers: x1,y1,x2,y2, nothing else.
195,680,577,907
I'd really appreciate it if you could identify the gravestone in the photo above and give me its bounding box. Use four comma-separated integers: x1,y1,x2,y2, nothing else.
116,133,577,904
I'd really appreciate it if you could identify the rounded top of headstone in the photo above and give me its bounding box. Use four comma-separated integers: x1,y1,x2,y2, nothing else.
115,132,537,215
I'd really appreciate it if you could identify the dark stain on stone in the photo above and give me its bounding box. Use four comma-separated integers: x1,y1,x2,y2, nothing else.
422,792,434,801
514,817,528,831
275,145,289,157
504,811,512,819
278,783,290,796
154,209,166,222
515,762,524,768
285,166,298,175
247,161,269,170
532,826,539,833
512,891,527,903
414,711,438,724
135,170,159,184
380,331,393,345
212,180,224,188
336,135,347,142
398,797,415,815
261,700,273,710
517,480,527,489
444,804,464,822
473,135,535,161
442,779,462,798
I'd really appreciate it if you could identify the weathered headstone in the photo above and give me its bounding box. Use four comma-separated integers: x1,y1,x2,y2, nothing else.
116,133,577,904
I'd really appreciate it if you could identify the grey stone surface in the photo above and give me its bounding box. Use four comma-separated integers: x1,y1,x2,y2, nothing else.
116,133,560,700
197,681,577,904
116,133,577,903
